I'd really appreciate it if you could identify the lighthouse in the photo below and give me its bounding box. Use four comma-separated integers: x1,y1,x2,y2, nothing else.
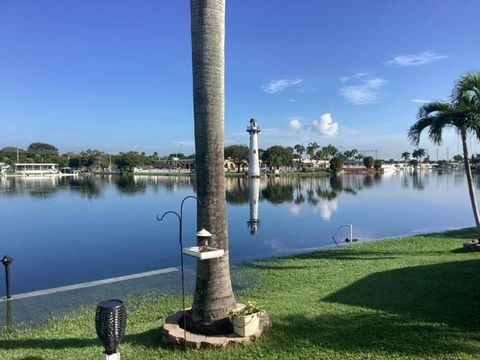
247,118,261,178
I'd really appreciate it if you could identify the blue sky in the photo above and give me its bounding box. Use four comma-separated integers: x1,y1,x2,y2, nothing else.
1,0,479,159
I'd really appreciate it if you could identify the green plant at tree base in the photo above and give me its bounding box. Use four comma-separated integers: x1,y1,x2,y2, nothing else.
228,301,264,318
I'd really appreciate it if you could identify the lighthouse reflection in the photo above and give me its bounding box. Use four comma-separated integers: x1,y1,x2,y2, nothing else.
247,177,261,235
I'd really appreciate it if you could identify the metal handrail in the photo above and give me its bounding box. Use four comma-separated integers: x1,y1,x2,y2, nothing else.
332,224,353,246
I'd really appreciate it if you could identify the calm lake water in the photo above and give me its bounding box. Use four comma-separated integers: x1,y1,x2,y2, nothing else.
0,171,476,297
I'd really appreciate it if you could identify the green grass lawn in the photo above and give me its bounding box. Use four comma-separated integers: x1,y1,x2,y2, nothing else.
1,228,479,359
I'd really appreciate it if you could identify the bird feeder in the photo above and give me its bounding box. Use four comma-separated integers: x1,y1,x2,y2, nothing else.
182,228,224,260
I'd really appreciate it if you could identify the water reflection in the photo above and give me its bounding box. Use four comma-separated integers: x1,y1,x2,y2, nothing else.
2,172,474,202
225,177,249,204
247,178,260,235
0,175,198,198
0,173,383,204
115,176,147,195
1,172,475,223
70,177,106,199
4,300,12,331
399,170,436,191
412,171,425,190
0,176,62,199
261,180,294,204
1,171,476,298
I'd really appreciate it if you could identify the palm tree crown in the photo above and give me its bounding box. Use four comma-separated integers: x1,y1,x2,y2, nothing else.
412,148,426,161
401,152,410,162
294,144,305,158
306,142,319,159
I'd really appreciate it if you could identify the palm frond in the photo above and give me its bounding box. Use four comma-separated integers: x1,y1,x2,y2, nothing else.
427,112,454,145
453,72,480,103
410,74,480,148
409,101,452,146
417,101,452,119
408,117,433,146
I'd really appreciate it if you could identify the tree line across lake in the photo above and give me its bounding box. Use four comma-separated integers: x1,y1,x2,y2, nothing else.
0,142,469,173
0,144,193,171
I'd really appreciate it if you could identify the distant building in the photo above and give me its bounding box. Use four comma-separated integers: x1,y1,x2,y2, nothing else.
0,163,9,175
14,163,59,176
301,159,330,170
154,159,195,171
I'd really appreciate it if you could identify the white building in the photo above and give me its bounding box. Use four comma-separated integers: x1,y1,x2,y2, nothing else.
14,163,59,176
0,163,9,176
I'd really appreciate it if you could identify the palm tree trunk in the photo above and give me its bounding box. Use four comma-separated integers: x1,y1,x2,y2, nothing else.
460,129,480,232
190,0,236,330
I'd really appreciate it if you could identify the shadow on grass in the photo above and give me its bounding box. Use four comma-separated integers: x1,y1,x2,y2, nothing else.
242,251,401,271
324,259,480,331
450,247,471,254
267,259,480,357
270,312,479,357
0,328,168,351
425,227,477,240
0,337,96,350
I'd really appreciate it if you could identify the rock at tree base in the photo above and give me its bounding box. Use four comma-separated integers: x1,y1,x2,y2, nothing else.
163,306,272,349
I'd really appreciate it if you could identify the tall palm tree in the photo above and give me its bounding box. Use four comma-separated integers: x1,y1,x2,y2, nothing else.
293,144,304,170
408,72,480,231
190,0,236,331
412,148,426,162
401,151,410,162
354,153,364,161
322,145,338,159
294,144,305,159
343,149,358,169
306,142,319,159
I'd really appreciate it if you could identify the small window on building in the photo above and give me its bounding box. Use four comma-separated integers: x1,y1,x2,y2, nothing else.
253,150,257,154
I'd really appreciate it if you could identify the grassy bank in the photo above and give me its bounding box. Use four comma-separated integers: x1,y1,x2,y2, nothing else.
1,228,479,359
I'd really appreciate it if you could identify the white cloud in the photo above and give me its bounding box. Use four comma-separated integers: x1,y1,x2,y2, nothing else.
340,78,387,105
386,51,447,66
262,78,303,94
311,113,339,137
411,99,431,104
355,72,369,77
340,73,368,83
290,205,302,216
313,200,338,220
289,118,303,131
